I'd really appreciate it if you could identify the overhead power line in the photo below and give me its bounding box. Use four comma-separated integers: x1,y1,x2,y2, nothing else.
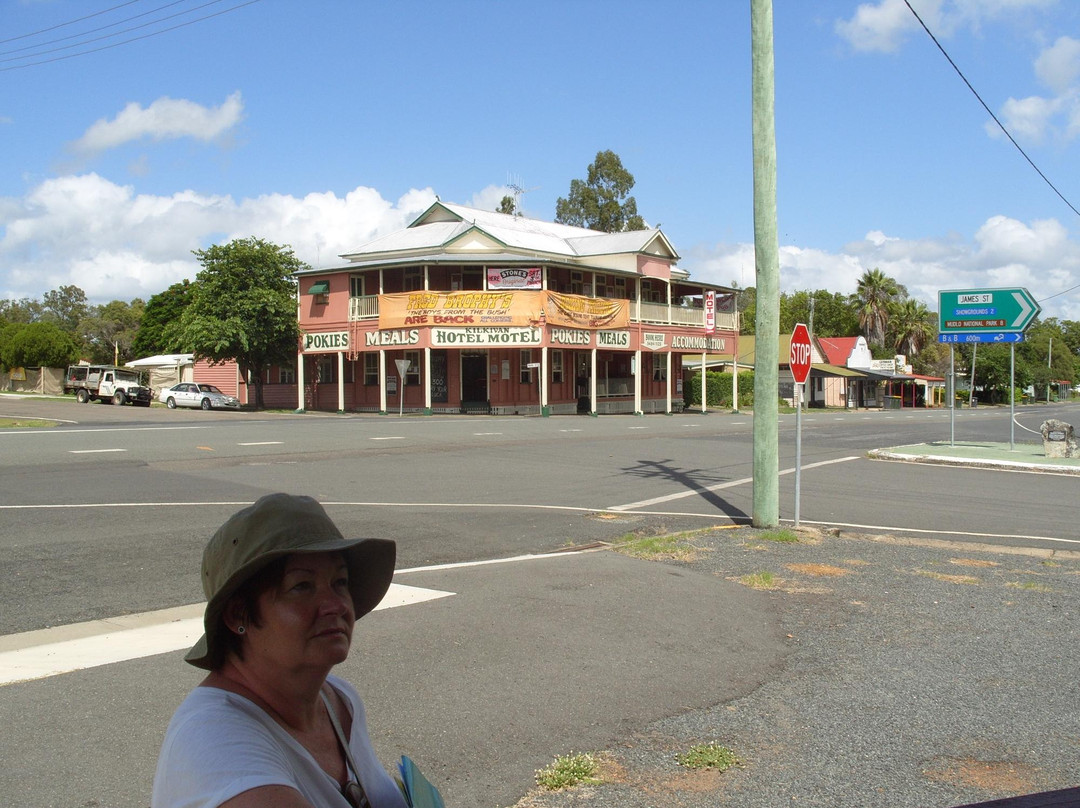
903,0,1080,220
0,0,262,71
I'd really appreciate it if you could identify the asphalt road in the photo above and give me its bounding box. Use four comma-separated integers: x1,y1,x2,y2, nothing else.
1,395,1077,807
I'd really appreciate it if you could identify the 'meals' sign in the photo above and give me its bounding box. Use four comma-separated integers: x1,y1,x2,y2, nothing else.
302,331,349,352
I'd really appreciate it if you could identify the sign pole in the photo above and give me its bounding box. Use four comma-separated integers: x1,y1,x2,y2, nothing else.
949,346,955,447
1010,344,1015,451
794,382,803,527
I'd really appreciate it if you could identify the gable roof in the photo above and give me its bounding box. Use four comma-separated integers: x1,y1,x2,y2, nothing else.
815,336,861,365
338,201,680,267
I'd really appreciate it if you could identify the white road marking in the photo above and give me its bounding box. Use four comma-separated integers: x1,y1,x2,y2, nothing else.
69,448,126,454
370,436,405,441
0,583,453,687
473,432,502,436
609,456,860,511
238,441,283,446
0,426,205,436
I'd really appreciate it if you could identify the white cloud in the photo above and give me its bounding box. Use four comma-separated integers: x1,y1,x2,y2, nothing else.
835,0,942,53
70,92,245,155
686,215,1080,322
0,174,436,302
835,0,1054,54
1035,36,1080,94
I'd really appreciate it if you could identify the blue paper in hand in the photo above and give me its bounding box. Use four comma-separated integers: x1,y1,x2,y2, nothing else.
398,755,445,808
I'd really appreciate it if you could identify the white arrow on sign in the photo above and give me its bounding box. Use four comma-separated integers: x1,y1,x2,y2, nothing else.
1011,291,1033,329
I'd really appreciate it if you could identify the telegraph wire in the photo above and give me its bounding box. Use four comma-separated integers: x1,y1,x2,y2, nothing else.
0,0,193,58
903,0,1080,220
0,0,261,71
0,0,145,45
0,0,231,64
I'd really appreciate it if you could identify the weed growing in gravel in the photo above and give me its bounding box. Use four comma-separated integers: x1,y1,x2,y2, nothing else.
1007,580,1053,592
0,418,56,428
675,742,741,772
740,571,778,589
534,752,601,790
760,529,799,543
613,530,702,561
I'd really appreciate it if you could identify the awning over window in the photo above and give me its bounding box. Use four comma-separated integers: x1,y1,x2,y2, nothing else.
307,281,330,295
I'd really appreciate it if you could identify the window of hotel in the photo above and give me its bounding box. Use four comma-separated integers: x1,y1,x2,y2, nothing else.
652,353,668,382
551,350,563,383
519,350,532,384
570,271,583,296
613,277,627,298
350,275,365,297
364,354,378,386
403,268,423,291
278,365,296,384
404,351,421,385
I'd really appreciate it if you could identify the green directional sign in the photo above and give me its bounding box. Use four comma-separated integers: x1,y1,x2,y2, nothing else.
938,287,1040,334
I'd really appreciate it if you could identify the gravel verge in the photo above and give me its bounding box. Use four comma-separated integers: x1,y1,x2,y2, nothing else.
509,526,1080,808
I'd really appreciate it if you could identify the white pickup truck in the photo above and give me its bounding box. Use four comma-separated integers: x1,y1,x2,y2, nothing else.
64,365,153,406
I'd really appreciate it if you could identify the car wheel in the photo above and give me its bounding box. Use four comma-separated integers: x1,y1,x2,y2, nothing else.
166,397,176,409
201,398,212,410
113,391,126,406
76,389,89,404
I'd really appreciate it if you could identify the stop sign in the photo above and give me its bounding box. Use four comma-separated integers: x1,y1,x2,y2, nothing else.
789,323,812,385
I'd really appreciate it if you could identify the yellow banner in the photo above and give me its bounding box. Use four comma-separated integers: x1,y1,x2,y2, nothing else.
379,291,540,329
378,290,630,331
543,291,629,330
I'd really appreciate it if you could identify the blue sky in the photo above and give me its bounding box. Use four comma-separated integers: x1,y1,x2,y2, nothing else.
3,0,1080,321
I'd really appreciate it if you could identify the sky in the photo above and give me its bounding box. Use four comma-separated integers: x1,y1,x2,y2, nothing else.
3,0,1080,322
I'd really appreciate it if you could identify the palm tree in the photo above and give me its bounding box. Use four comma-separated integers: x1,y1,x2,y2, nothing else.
891,298,934,357
854,268,899,349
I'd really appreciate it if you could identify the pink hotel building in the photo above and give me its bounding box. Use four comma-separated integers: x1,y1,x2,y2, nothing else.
287,201,738,416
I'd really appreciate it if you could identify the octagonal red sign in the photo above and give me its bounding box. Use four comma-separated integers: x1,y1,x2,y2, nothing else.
790,323,812,385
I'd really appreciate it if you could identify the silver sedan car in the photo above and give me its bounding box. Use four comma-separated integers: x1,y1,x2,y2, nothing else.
159,383,241,410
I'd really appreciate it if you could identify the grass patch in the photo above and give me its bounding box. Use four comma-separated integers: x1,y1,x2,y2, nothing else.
675,742,740,772
739,570,778,590
0,417,57,429
1006,580,1054,592
534,752,601,791
759,528,799,543
613,530,703,561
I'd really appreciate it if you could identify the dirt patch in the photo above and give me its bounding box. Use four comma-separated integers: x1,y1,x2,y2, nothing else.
661,767,729,793
924,757,1040,794
786,563,851,577
913,569,981,585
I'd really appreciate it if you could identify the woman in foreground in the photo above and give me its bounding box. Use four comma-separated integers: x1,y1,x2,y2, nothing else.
152,493,409,808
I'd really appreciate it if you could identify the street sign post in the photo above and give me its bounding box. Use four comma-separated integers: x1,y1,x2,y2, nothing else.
394,359,410,417
938,288,1039,334
938,287,1038,452
789,322,812,384
790,323,811,526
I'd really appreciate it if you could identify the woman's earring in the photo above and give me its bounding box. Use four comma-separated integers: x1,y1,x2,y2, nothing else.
236,625,246,635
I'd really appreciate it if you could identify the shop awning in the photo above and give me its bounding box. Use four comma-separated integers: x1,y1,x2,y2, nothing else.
307,281,330,295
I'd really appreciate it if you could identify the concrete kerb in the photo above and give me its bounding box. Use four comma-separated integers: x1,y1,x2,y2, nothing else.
869,442,1080,475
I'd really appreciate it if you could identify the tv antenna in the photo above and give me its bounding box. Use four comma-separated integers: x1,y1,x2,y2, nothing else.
507,172,539,216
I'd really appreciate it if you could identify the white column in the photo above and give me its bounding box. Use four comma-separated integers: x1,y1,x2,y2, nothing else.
590,347,598,415
379,350,387,413
337,352,345,412
424,347,432,412
634,349,642,415
666,352,673,413
541,346,549,414
296,351,305,411
701,351,707,413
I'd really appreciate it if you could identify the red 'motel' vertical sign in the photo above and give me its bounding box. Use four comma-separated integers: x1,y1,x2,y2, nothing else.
704,290,715,334
790,322,811,385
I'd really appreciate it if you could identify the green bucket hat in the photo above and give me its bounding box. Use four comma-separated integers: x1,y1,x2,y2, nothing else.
184,493,396,670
